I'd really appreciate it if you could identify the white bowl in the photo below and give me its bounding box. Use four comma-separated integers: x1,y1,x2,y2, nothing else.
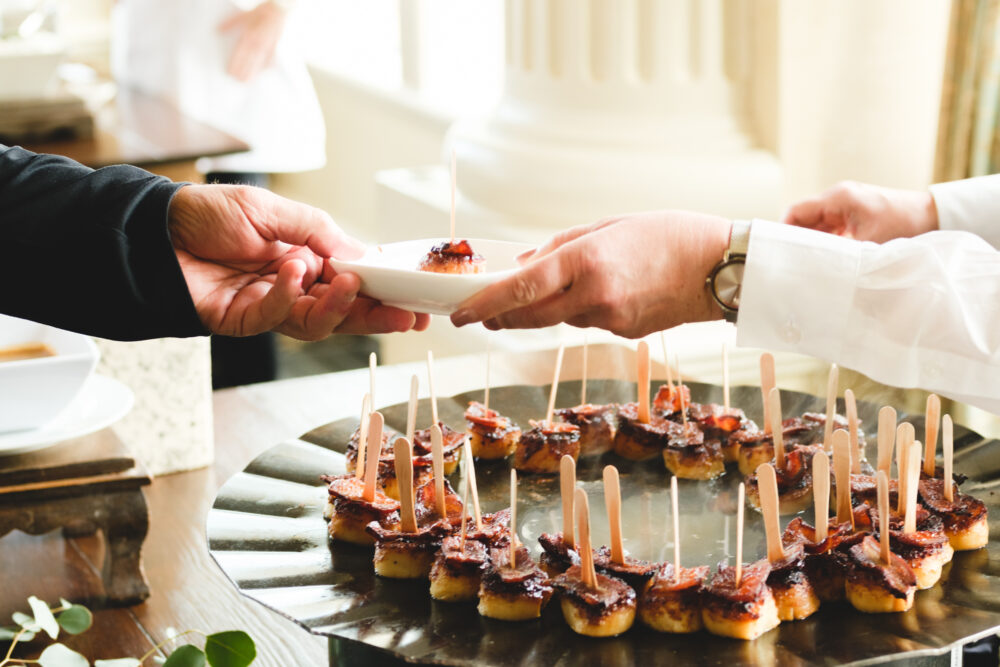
0,314,99,433
330,238,534,315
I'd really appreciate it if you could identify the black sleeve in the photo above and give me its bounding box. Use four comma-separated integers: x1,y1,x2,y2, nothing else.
0,145,208,341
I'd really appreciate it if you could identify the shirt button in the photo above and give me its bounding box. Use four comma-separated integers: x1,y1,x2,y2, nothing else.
781,316,801,344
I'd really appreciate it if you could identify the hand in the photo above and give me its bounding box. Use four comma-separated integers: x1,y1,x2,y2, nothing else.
450,211,731,338
784,180,938,242
219,1,287,82
169,185,430,339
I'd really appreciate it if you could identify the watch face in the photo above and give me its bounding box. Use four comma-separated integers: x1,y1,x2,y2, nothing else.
713,260,745,310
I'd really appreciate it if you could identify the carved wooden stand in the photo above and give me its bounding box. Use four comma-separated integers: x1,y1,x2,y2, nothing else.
0,429,152,605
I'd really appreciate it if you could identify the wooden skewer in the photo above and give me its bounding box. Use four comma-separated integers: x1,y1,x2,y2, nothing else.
354,393,371,480
460,464,471,550
581,334,589,406
449,149,456,244
575,488,598,590
637,341,651,424
904,440,921,534
362,412,384,502
895,422,914,515
368,352,377,413
877,470,891,565
603,466,624,565
846,389,860,474
545,345,565,424
509,468,518,569
463,437,483,530
735,482,745,587
431,425,447,520
394,436,417,533
768,387,785,471
760,353,776,434
670,476,681,580
560,454,576,548
676,354,687,429
813,451,830,542
484,338,491,412
876,406,897,478
823,364,838,452
924,394,941,477
405,375,418,445
426,351,439,425
660,331,674,391
833,429,854,529
756,464,785,563
944,414,954,502
722,344,730,411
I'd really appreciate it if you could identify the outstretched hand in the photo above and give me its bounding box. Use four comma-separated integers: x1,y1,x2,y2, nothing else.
784,180,938,242
169,185,429,340
450,211,731,338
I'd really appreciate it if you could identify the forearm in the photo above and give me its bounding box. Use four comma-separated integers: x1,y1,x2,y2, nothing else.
0,145,206,340
738,220,1000,414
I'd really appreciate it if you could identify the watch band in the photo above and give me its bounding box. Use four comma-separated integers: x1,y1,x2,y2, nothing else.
707,220,752,324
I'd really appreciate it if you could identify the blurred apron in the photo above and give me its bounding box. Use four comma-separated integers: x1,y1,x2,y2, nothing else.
110,0,326,174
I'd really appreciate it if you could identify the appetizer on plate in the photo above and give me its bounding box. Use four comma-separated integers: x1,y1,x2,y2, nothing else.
417,240,486,274
465,401,521,460
638,563,709,633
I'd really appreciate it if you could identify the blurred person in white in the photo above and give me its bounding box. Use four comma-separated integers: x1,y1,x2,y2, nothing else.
451,176,1000,415
111,0,325,388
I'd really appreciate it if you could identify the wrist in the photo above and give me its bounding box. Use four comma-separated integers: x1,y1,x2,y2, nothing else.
705,219,749,323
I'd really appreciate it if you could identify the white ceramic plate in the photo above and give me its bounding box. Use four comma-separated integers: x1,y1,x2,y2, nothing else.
329,238,534,315
0,374,134,456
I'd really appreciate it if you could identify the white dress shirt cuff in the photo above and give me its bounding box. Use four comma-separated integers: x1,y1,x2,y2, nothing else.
930,174,1000,248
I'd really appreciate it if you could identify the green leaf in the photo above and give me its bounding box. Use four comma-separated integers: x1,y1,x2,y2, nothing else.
95,659,142,667
163,644,207,667
0,625,19,640
57,605,93,635
204,631,255,667
28,596,59,640
37,643,89,667
12,611,40,632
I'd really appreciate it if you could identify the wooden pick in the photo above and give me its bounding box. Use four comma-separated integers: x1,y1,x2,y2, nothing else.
904,440,921,533
581,334,588,406
832,429,854,528
462,437,483,530
944,414,954,502
484,338,491,412
449,149,456,244
757,464,785,563
405,374,418,445
603,466,624,565
460,464,471,550
362,411,384,502
354,393,371,480
660,331,674,391
575,488,598,590
895,422,914,515
924,394,941,477
877,470,890,565
394,437,417,533
369,352,377,412
823,364,838,452
426,350,439,425
637,341,651,423
509,468,518,569
560,454,576,548
722,344,731,411
760,353,776,434
735,482,745,587
846,389,860,474
670,476,681,580
876,406,897,478
813,451,830,542
546,345,565,424
431,425,446,520
676,354,687,429
768,387,785,471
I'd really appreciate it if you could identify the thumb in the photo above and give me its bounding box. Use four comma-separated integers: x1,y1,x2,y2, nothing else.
783,197,828,228
258,192,366,260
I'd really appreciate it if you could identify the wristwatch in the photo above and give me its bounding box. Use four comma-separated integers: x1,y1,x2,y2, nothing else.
706,220,751,324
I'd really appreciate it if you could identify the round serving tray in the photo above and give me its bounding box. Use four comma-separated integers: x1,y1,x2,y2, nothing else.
207,380,1000,666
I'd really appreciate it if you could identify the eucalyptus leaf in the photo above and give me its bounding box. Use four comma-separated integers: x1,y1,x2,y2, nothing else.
204,631,255,667
28,595,59,640
37,642,89,667
57,605,93,635
59,598,73,610
94,659,142,667
12,611,40,632
0,625,18,640
162,644,207,667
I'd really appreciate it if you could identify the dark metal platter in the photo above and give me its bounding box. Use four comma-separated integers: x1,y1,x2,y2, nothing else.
207,380,1000,666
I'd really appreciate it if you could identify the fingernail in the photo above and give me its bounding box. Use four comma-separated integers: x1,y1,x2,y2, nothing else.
484,319,501,331
451,308,478,327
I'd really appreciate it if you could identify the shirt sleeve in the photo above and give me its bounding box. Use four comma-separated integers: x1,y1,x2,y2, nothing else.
0,145,208,341
737,219,1000,415
930,174,1000,248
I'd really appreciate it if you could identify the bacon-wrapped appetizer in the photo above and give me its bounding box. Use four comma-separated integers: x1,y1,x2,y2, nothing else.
553,565,637,637
613,402,680,461
734,414,863,477
465,508,513,547
593,546,658,593
344,430,434,501
652,383,691,417
745,444,821,515
918,478,989,551
417,239,485,274
783,517,861,602
465,401,521,460
638,563,709,633
344,426,391,475
765,541,820,621
366,516,451,579
662,422,725,480
555,403,617,457
412,422,465,475
845,535,916,613
414,477,465,527
869,506,953,590
700,560,781,640
477,545,554,621
689,402,748,463
322,475,399,546
514,420,581,474
537,531,579,578
429,535,488,602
